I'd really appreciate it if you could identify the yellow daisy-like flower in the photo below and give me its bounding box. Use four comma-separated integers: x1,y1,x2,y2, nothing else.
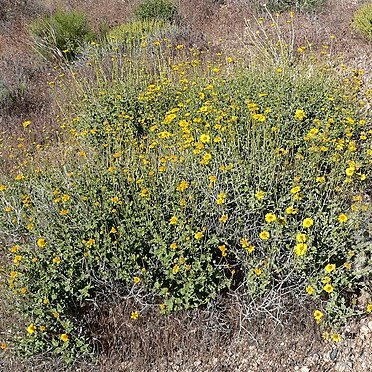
294,109,306,121
338,214,348,223
345,167,354,177
27,324,36,334
216,192,226,205
254,267,262,276
294,243,308,256
0,184,7,191
169,216,178,225
172,264,180,274
290,186,301,194
285,206,298,215
176,180,189,192
219,214,228,223
255,190,265,201
302,218,314,228
296,233,307,243
133,276,141,284
313,309,324,323
265,213,277,223
130,311,139,320
325,263,336,273
200,134,211,143
306,285,314,295
330,333,341,342
37,238,46,248
60,333,69,342
1,342,7,350
218,245,227,257
323,283,334,293
194,231,204,240
259,231,270,240
366,303,372,313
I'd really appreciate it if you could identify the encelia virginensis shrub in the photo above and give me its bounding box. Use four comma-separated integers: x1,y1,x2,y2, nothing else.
1,27,371,363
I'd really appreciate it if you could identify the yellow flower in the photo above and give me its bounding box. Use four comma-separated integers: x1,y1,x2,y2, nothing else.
209,175,217,183
170,242,177,250
133,276,141,284
265,213,277,223
37,238,46,248
316,176,326,183
338,214,348,223
345,167,354,176
218,244,227,257
130,311,139,320
176,180,189,192
27,324,36,334
23,120,32,128
52,256,61,264
15,174,24,181
254,267,262,276
60,209,69,215
255,190,265,201
302,218,314,228
39,326,46,331
140,188,150,198
0,184,7,191
323,283,334,293
322,276,331,284
86,238,95,246
325,263,336,273
290,186,301,194
306,285,314,295
313,310,324,322
259,231,270,240
60,333,69,342
216,192,226,205
201,152,212,164
200,134,211,143
294,109,306,121
330,333,341,342
169,216,178,225
194,231,204,240
286,206,298,215
219,214,228,223
61,194,70,202
1,342,7,350
13,255,22,265
366,303,372,313
294,243,308,256
296,233,307,243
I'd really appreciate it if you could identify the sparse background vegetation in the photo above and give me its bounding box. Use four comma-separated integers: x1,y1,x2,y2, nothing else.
0,0,371,371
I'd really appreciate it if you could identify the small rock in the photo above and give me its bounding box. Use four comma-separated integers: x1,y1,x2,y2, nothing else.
368,321,372,331
300,366,310,372
330,348,339,361
334,361,352,372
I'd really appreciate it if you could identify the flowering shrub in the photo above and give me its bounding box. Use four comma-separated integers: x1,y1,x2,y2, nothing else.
0,16,371,362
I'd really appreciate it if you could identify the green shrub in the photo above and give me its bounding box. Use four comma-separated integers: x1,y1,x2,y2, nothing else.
1,49,371,360
263,0,326,12
352,3,372,41
28,10,95,62
134,0,178,22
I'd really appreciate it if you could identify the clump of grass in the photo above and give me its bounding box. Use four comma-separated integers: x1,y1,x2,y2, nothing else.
28,10,96,62
352,2,372,41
